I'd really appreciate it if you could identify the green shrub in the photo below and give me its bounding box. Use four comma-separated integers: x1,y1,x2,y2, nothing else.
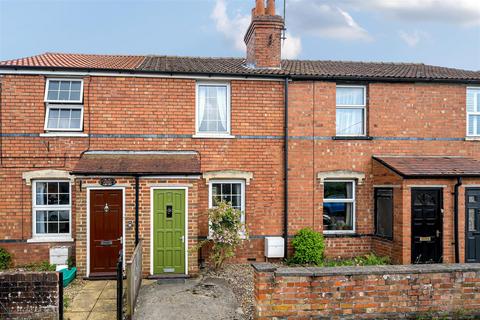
321,253,390,267
21,261,56,272
0,247,12,270
291,228,325,265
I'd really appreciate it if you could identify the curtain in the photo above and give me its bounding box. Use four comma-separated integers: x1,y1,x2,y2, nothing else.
198,86,206,130
337,109,363,135
337,87,364,105
216,86,227,132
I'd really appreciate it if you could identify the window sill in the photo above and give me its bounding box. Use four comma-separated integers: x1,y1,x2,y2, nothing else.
193,134,235,139
332,136,373,140
27,237,74,243
373,235,394,242
323,232,357,238
40,132,88,138
465,137,480,141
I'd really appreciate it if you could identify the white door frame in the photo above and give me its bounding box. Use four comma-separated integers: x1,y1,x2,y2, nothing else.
86,186,126,277
150,186,189,275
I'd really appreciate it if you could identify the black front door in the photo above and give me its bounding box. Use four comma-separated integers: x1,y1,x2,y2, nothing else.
466,188,480,263
411,188,443,264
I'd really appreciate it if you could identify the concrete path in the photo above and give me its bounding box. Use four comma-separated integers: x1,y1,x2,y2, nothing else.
134,277,245,320
65,280,118,320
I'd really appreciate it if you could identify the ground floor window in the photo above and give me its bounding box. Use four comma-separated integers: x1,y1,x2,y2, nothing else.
32,180,71,239
208,180,245,224
374,188,393,239
323,180,355,233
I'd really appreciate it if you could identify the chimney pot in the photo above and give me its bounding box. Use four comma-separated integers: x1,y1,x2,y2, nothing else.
255,0,265,15
266,0,275,15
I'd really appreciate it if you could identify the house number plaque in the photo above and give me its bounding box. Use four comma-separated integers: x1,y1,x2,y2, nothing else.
99,178,117,187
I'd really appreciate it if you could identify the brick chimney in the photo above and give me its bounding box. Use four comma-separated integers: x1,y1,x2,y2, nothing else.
244,0,284,69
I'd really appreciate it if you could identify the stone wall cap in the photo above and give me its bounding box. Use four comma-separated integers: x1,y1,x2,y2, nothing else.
251,263,277,272
254,263,480,277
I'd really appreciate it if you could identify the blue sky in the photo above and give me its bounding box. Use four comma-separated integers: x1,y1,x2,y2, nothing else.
0,0,479,70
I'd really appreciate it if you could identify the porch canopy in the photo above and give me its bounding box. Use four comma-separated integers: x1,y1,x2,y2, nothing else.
373,155,480,178
72,151,201,176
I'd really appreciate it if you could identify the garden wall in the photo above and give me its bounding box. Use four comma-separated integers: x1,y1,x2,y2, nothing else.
0,272,61,319
253,263,480,319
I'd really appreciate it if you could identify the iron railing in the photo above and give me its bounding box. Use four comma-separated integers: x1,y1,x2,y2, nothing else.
116,250,123,320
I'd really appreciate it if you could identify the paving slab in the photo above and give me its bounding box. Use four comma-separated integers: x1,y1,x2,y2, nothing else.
64,311,90,320
84,280,108,290
87,311,117,320
69,294,101,312
99,288,117,300
92,299,116,312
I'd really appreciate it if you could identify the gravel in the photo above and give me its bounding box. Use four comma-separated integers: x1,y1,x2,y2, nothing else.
64,278,87,309
204,264,255,320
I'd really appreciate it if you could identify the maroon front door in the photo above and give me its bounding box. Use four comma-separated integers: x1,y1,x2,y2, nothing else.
90,189,123,276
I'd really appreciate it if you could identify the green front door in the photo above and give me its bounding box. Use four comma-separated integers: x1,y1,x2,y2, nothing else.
153,189,186,274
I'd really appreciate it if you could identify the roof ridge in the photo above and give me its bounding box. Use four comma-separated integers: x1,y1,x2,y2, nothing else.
283,58,426,66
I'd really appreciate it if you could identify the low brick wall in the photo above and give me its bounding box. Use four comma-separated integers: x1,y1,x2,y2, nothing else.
0,272,60,319
253,263,480,319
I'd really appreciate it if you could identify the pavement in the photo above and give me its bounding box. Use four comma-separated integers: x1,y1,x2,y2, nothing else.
133,277,245,320
64,280,119,320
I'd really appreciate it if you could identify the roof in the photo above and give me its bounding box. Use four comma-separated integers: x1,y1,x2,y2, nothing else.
1,52,479,82
72,151,201,175
373,156,480,178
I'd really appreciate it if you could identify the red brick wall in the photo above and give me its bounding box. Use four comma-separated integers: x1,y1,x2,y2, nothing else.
0,74,285,268
287,80,480,262
253,263,480,320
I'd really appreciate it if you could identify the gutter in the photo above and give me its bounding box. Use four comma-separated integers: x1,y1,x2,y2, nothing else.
283,77,289,259
453,176,462,263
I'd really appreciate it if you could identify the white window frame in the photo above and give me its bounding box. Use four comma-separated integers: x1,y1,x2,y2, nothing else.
323,179,356,234
44,78,84,104
195,81,232,138
44,104,84,132
208,179,246,236
467,87,480,137
336,85,367,137
30,180,72,242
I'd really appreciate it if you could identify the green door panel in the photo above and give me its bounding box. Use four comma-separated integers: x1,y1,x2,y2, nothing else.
153,189,186,274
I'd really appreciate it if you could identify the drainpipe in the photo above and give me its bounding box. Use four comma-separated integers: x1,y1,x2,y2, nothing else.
135,175,140,246
283,77,289,259
453,176,462,263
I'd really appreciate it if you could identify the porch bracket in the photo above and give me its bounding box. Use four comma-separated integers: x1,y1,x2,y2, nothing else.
317,170,366,185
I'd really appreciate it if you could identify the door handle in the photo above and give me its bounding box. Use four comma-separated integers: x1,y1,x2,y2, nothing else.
436,230,441,238
117,236,123,244
180,236,185,243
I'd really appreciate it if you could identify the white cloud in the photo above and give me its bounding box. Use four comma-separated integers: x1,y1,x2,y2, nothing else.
282,32,302,59
398,30,429,47
287,1,372,41
211,0,302,59
342,0,480,26
211,0,250,51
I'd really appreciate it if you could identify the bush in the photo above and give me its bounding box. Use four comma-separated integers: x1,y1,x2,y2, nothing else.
0,247,12,270
321,253,390,267
291,228,325,265
21,261,56,272
195,201,248,270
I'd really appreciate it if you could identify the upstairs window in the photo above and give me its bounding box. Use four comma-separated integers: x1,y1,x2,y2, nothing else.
44,79,84,131
196,82,231,136
336,85,366,136
323,181,355,233
467,87,480,137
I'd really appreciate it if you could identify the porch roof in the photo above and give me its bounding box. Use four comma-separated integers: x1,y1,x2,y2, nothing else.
71,151,201,176
373,156,480,178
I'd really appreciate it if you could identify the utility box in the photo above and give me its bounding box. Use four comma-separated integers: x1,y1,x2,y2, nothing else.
264,237,284,258
49,246,71,266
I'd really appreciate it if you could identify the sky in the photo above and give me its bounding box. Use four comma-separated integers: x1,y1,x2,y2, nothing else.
0,0,479,70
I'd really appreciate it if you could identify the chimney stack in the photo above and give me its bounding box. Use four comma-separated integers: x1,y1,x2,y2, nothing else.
244,0,284,69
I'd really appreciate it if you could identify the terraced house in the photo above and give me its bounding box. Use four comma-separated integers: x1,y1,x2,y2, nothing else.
1,0,480,278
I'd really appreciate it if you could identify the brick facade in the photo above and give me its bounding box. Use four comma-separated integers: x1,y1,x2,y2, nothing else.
0,271,60,319
253,263,480,319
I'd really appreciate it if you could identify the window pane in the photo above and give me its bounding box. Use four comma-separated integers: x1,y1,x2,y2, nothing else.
49,81,60,91
59,223,69,233
323,202,353,231
48,223,59,233
60,81,70,90
212,184,221,196
59,182,69,193
198,85,228,133
47,182,58,193
324,182,353,199
336,108,364,135
36,211,48,222
221,183,231,194
47,91,59,101
36,222,48,234
70,81,81,91
59,90,70,100
468,115,480,136
48,211,59,222
59,210,69,222
70,91,81,101
337,87,365,106
375,189,393,238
